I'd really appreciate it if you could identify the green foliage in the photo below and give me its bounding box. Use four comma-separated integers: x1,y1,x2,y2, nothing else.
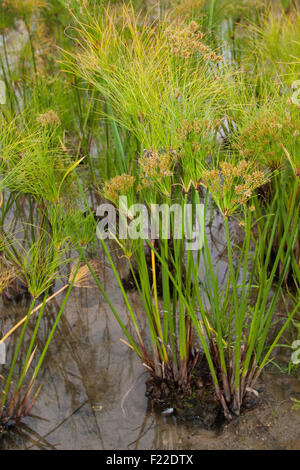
0,0,299,431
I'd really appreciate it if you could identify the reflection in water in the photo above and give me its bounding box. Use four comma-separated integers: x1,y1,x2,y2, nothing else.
0,255,219,450
0,201,300,450
1,12,299,451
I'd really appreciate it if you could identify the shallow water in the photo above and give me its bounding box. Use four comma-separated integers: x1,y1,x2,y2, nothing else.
1,246,300,450
0,197,299,450
0,13,300,451
0,174,298,451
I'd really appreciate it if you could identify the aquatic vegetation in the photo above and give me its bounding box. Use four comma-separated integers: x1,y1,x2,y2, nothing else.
103,174,136,204
244,6,300,85
201,159,270,216
90,156,299,419
233,99,300,172
1,257,102,344
64,3,299,422
0,0,299,444
224,71,300,291
0,233,73,433
0,346,40,434
194,177,299,418
65,4,226,159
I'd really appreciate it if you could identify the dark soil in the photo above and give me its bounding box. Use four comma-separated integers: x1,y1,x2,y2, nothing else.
145,356,224,429
145,353,262,429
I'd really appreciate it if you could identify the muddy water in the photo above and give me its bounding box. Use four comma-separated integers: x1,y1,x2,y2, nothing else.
0,244,300,450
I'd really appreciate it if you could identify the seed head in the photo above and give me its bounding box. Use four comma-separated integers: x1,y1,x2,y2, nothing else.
36,110,61,127
103,174,135,202
201,161,270,216
165,21,222,62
